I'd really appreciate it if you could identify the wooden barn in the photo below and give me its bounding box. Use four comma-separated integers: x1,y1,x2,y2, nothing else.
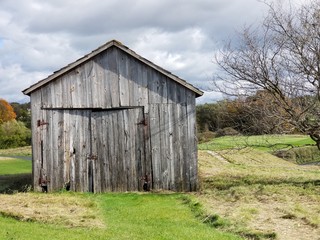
23,40,203,193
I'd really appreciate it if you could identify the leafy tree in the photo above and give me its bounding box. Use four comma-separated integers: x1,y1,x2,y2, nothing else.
0,120,31,149
197,91,298,135
10,102,31,129
214,0,320,147
0,99,16,124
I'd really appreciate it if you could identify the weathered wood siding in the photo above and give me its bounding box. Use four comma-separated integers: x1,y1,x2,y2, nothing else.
30,46,198,192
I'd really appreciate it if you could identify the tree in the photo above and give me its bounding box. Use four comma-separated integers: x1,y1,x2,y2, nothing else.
0,99,16,124
214,0,320,147
10,102,31,129
0,120,31,149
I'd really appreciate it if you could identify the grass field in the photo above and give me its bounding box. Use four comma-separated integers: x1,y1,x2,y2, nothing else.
0,146,32,190
0,155,32,193
0,137,319,239
0,158,31,175
198,134,315,151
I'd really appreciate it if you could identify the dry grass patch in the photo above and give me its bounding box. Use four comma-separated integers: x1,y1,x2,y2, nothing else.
0,193,104,228
0,156,17,161
0,146,31,156
197,150,320,240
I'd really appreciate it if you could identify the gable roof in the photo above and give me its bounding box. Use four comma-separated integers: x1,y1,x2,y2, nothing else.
22,39,203,97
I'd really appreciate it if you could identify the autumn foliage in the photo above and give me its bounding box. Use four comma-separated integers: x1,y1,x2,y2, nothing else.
0,99,16,124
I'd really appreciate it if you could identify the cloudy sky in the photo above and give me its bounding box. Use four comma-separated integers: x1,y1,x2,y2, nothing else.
0,0,298,104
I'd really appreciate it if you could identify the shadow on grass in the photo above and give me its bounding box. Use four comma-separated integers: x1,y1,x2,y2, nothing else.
0,173,32,194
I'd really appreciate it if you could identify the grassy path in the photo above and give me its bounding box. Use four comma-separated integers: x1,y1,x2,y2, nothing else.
0,193,242,240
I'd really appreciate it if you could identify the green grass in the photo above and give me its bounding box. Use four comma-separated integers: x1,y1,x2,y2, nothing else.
0,158,31,175
198,134,315,152
0,193,242,240
0,157,32,193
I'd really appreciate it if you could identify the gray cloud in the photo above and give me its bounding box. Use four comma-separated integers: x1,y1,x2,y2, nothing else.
0,0,273,103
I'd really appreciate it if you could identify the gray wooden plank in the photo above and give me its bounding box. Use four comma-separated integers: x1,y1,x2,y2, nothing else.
104,111,112,191
119,54,130,107
172,103,182,191
148,71,161,104
97,51,113,108
180,103,189,191
134,108,145,191
90,111,100,193
159,104,169,190
187,90,197,191
108,48,120,108
167,79,177,104
167,103,175,190
149,104,161,189
123,109,131,190
110,111,118,191
139,65,149,113
30,91,43,192
117,110,126,191
143,112,152,189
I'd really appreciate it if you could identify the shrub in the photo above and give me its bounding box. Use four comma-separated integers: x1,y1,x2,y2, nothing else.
215,127,239,137
197,131,216,143
0,120,31,149
274,146,320,164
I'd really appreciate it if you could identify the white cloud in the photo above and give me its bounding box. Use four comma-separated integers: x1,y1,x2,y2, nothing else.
0,0,275,103
0,64,48,102
196,90,223,104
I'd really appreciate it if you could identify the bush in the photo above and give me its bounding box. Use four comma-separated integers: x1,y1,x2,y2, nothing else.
274,146,320,164
0,120,31,149
197,131,216,143
215,127,239,137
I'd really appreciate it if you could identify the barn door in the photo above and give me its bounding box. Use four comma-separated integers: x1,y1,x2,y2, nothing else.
90,108,148,192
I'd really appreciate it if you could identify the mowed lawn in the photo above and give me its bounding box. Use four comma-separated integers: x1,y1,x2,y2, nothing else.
0,193,242,240
198,134,315,151
0,157,32,175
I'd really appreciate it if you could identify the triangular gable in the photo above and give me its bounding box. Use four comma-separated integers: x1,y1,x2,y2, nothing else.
22,40,203,97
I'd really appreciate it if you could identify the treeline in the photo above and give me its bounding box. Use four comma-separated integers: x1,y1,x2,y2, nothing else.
197,91,297,140
0,99,31,149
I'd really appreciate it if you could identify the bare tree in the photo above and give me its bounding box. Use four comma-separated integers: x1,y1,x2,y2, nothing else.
214,0,320,147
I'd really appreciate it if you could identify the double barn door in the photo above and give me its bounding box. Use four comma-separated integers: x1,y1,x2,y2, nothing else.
40,107,149,192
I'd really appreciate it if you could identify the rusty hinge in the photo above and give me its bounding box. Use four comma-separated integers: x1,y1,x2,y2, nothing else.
87,154,98,160
137,119,147,126
37,120,49,127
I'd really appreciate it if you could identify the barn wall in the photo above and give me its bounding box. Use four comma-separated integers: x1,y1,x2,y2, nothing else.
30,46,198,192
